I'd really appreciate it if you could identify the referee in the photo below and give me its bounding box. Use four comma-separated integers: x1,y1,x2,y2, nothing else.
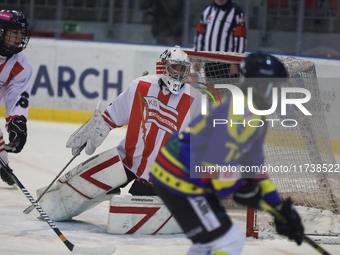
193,0,247,81
194,0,247,53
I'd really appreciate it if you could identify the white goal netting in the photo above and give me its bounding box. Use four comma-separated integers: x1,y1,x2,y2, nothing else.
185,50,340,239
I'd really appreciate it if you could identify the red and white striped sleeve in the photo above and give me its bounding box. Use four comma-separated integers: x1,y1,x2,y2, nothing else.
102,81,138,129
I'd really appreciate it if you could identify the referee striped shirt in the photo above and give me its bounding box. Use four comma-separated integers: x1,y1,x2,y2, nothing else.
194,1,247,53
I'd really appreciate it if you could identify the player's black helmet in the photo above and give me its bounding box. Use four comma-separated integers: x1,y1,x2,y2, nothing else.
0,9,30,54
239,52,288,110
240,52,288,79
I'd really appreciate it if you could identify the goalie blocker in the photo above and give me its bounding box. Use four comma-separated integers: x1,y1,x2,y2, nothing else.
37,147,181,234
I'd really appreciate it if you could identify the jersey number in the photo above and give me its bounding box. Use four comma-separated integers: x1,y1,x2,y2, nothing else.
16,92,29,108
225,142,240,163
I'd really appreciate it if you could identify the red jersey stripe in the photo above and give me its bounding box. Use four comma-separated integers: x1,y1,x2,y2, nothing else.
136,89,172,177
123,81,152,169
148,109,177,128
175,93,193,130
103,110,123,129
159,104,178,119
5,62,24,85
158,94,194,153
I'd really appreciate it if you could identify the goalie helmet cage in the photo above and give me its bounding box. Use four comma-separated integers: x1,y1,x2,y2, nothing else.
184,50,340,238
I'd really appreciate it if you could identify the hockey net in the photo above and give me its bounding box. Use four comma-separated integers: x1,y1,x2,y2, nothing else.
184,50,340,242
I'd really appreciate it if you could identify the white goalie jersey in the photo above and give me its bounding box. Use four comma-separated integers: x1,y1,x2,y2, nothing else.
102,74,202,182
37,74,201,229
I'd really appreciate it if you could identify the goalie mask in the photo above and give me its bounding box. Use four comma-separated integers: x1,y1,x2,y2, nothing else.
239,52,288,110
0,9,30,55
156,45,191,94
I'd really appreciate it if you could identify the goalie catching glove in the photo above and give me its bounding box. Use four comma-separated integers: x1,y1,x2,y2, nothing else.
4,116,27,153
66,101,111,155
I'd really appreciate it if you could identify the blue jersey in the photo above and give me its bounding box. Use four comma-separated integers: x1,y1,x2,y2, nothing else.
150,95,280,205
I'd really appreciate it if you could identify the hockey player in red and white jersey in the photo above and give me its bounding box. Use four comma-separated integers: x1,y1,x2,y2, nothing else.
37,46,202,234
0,10,32,186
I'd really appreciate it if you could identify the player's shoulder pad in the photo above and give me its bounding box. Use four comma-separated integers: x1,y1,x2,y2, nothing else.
133,74,158,85
15,52,33,74
182,83,202,96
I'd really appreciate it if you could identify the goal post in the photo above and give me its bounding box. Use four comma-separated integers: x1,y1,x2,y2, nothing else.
184,50,340,239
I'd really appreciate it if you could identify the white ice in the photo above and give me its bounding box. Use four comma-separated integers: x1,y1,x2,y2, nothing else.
0,120,339,255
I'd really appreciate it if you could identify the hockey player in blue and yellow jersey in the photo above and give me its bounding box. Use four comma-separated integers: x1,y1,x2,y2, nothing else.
150,52,304,255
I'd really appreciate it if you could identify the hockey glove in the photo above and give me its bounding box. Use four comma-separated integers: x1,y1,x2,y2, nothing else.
274,197,304,245
0,165,14,186
5,116,27,153
66,102,111,155
233,179,262,208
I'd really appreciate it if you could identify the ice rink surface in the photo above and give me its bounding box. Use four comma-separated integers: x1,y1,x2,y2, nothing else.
0,120,339,255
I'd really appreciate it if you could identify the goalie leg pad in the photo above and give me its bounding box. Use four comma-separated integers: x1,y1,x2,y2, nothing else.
107,195,182,234
37,147,127,221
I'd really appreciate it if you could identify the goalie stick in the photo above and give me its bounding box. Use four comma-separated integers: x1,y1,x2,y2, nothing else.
23,144,86,214
259,199,331,255
0,157,116,255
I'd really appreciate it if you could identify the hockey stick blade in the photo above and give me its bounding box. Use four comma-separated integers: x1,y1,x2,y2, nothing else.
23,144,86,214
0,157,116,255
259,200,331,255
